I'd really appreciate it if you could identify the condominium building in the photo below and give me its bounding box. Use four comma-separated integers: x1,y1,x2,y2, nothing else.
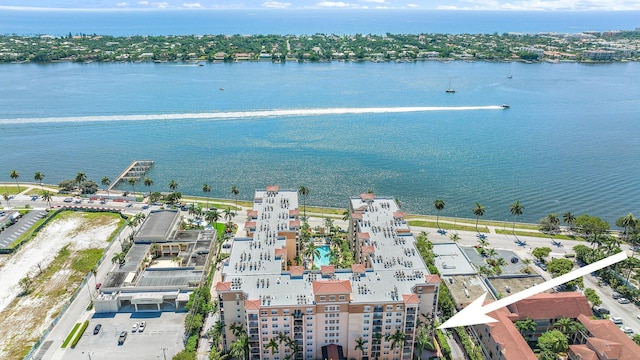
215,187,440,360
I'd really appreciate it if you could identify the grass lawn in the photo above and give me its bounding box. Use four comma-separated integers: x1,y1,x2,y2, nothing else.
408,220,489,233
1,185,22,195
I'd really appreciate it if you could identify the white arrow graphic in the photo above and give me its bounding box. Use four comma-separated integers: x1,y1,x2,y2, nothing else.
438,251,628,329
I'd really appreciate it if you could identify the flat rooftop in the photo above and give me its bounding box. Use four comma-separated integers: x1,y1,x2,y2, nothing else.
135,210,179,241
432,243,478,275
220,192,434,306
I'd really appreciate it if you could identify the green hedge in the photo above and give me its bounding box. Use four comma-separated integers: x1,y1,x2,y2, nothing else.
70,320,89,348
61,323,81,348
435,329,452,360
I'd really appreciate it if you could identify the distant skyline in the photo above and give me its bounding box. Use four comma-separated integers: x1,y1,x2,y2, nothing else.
1,0,640,11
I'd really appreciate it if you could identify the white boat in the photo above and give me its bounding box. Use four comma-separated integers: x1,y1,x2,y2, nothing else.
501,104,510,109
445,77,455,93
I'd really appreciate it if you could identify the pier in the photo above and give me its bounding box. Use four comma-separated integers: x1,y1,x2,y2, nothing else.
108,160,154,191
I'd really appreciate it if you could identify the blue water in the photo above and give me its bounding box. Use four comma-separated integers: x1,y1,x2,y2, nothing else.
314,246,331,267
1,10,639,225
1,61,639,225
1,9,639,36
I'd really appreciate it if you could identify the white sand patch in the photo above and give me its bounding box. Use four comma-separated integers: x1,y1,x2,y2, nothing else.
0,213,118,314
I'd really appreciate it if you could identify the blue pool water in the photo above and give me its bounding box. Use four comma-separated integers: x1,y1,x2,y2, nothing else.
314,245,331,267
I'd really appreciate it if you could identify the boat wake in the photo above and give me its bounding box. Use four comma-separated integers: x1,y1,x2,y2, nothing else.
0,106,504,125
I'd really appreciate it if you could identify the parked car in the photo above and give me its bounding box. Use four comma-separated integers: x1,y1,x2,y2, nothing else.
63,197,73,203
611,317,623,324
621,326,634,334
118,331,127,344
594,307,610,315
93,324,102,335
618,298,631,304
132,322,138,332
95,282,102,290
138,321,146,332
612,292,623,299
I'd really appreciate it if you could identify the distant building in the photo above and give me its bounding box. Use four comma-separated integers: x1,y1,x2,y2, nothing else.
583,50,616,60
215,188,440,360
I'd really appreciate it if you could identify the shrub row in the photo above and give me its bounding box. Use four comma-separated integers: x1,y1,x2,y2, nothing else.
61,322,81,348
70,320,90,348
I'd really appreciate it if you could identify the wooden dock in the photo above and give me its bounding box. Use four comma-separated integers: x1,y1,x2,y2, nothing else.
108,160,154,191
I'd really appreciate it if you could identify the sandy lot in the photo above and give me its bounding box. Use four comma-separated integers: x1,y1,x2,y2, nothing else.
0,212,120,359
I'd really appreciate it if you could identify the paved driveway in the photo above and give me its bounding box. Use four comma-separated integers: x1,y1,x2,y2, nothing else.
0,210,48,249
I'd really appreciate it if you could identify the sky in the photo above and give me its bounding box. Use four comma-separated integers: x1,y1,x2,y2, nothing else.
1,0,640,11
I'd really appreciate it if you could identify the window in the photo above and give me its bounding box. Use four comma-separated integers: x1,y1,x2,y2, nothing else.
320,296,326,301
284,309,290,315
330,295,336,301
364,306,371,312
339,295,345,301
306,308,313,314
364,314,370,318
386,305,393,311
271,310,278,315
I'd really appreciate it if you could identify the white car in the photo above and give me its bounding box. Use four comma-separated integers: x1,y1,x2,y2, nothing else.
621,326,634,334
138,321,146,332
618,298,631,304
611,317,623,324
132,322,138,332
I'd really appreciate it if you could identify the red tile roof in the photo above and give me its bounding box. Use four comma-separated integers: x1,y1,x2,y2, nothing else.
357,232,370,239
247,210,258,218
402,294,420,304
360,193,375,201
245,221,256,228
289,266,305,277
361,245,375,254
266,185,279,192
393,211,405,219
274,247,287,258
215,281,231,291
312,279,352,295
508,292,593,321
289,219,300,228
424,274,441,284
482,307,538,360
320,265,335,275
568,345,599,360
352,212,363,219
289,209,300,216
351,264,365,274
244,299,261,311
577,314,640,360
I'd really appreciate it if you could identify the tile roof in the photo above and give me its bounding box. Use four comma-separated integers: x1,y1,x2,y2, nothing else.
266,185,279,192
402,294,420,304
351,212,363,219
360,193,375,201
393,211,405,219
361,245,375,254
245,299,261,311
274,247,287,257
507,292,593,321
321,265,335,275
577,314,640,360
289,266,305,277
289,209,300,216
247,210,258,217
357,232,370,239
568,345,599,360
484,307,538,360
424,274,441,284
215,281,231,291
351,264,365,274
312,279,352,295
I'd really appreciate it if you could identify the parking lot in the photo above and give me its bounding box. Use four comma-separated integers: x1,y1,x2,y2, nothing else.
0,210,47,248
58,312,187,360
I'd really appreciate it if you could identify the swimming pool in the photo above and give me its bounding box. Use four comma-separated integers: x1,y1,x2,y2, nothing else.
314,245,331,267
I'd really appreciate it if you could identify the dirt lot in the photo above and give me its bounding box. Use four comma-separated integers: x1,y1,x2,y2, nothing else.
0,211,121,359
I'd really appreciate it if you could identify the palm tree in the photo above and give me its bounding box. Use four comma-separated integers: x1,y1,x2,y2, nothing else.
169,179,178,193
485,247,498,259
515,317,537,341
34,171,44,191
101,176,111,197
510,200,524,234
304,242,321,268
354,336,366,359
342,209,350,221
372,332,383,360
433,199,445,229
111,252,125,265
265,337,279,354
473,202,485,232
231,185,239,209
3,193,11,210
449,233,461,242
143,177,153,196
617,213,637,240
386,330,406,353
75,171,87,191
298,186,309,219
206,208,220,227
563,211,576,231
9,169,20,192
202,183,212,209
41,190,52,207
223,207,236,222
127,177,137,196
229,333,249,360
